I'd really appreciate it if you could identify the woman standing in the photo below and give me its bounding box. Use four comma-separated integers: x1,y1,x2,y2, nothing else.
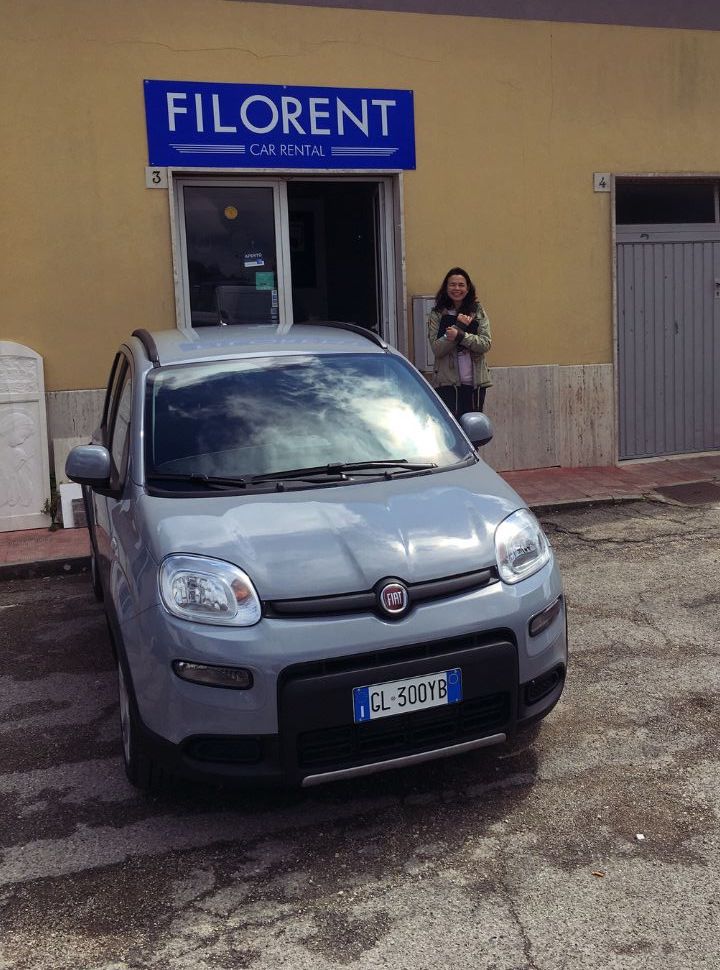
427,267,492,417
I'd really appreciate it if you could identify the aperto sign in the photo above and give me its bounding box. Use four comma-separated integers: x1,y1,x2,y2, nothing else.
144,79,416,170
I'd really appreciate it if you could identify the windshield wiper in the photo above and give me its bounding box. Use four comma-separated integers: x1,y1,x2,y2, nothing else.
146,472,249,489
248,460,437,482
147,460,437,491
146,470,346,490
329,460,437,473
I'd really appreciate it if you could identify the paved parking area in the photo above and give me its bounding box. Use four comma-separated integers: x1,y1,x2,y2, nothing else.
1,498,719,969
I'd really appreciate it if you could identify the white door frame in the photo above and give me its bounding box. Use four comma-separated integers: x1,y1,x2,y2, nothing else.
168,170,402,347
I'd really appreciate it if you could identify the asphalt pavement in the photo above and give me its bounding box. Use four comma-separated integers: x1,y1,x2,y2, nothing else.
1,494,719,968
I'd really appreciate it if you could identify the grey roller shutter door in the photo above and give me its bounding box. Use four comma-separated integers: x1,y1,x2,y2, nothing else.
617,227,720,459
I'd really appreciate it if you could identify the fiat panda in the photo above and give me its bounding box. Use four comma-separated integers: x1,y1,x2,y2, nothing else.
66,322,566,790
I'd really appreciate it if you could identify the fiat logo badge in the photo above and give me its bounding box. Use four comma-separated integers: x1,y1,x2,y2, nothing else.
379,581,409,616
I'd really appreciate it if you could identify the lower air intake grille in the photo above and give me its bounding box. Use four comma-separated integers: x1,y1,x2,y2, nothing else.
297,692,510,769
185,737,262,764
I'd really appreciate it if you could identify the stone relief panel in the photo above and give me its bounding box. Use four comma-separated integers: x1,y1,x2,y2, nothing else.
0,406,39,509
0,357,37,396
0,342,51,532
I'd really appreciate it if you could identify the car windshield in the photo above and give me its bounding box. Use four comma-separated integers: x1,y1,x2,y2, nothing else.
144,352,470,486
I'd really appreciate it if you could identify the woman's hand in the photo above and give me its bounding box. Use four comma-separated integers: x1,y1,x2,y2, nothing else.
457,313,474,328
445,325,460,341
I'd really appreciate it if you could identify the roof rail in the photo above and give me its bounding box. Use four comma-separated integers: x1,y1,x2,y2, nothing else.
299,320,388,349
132,329,161,368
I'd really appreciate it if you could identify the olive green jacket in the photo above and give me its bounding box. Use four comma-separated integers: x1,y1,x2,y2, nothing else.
427,304,493,388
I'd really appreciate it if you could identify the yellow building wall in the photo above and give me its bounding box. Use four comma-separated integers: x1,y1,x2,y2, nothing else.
3,1,720,390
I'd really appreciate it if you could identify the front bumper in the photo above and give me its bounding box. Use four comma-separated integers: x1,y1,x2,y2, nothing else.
126,622,566,788
119,560,567,786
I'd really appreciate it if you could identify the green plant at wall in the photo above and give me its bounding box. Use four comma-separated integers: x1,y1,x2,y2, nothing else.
41,473,59,531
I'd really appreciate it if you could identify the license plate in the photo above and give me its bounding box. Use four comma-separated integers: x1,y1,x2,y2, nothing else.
352,668,462,723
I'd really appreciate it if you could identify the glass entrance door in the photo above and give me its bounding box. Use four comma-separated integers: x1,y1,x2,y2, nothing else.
177,181,291,328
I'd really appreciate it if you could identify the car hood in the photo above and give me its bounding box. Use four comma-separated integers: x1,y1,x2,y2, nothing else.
137,462,524,599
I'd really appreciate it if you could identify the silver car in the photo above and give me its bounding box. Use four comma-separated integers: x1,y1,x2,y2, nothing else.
67,323,567,790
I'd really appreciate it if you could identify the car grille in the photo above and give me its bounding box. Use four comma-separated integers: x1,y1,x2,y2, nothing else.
265,567,498,619
297,691,510,769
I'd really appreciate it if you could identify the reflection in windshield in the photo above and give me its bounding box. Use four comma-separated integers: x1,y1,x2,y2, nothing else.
146,353,467,480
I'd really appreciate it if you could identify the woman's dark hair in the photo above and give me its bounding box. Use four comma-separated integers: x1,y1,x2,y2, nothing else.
433,267,478,314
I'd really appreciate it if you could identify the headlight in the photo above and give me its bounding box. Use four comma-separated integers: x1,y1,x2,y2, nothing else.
494,509,551,584
159,555,261,626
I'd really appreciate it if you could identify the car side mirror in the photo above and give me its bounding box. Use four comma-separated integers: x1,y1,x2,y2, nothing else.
66,444,113,489
460,412,494,448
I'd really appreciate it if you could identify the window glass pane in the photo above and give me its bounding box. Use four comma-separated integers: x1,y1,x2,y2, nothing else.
616,180,715,224
147,354,467,479
110,374,132,474
183,185,278,326
102,354,123,430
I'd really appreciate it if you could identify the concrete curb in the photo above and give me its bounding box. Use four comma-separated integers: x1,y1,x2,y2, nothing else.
528,493,648,515
0,556,91,583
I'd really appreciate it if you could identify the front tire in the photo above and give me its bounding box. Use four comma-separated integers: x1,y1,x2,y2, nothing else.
117,659,166,792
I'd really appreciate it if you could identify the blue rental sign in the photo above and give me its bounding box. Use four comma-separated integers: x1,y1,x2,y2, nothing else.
144,80,416,170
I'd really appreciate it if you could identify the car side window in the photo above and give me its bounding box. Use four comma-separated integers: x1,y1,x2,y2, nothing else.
108,364,133,482
101,354,124,438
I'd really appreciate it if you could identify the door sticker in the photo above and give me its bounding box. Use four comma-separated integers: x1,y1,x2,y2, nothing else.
255,271,275,289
